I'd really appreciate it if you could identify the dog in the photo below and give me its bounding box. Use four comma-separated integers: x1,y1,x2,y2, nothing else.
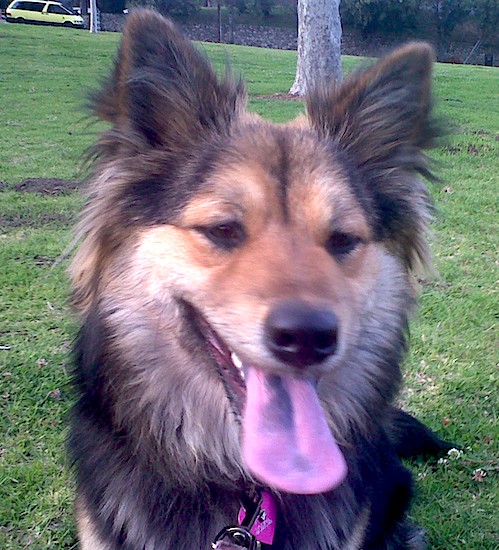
68,10,451,549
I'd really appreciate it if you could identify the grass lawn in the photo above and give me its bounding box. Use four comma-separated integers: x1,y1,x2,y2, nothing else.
0,23,497,549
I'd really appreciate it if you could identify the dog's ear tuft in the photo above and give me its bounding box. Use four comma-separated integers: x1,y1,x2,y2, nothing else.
91,9,245,151
307,42,439,170
307,43,443,273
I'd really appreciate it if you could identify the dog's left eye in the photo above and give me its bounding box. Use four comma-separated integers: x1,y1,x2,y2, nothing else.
325,232,362,259
197,221,246,251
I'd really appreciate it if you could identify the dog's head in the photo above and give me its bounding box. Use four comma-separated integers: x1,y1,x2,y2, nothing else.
72,10,440,493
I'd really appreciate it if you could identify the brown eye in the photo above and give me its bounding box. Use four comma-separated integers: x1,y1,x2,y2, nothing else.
197,221,246,251
325,232,362,259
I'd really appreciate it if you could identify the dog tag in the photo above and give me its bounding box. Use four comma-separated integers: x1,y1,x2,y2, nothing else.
211,526,261,549
238,490,276,546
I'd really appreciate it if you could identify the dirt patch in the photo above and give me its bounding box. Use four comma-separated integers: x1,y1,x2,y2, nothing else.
12,178,82,196
33,255,57,267
254,93,304,102
443,143,494,156
0,213,73,229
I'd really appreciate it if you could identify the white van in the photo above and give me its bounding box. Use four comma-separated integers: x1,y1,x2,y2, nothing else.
6,0,84,27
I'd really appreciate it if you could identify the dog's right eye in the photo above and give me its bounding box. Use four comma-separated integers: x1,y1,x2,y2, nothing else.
197,222,246,251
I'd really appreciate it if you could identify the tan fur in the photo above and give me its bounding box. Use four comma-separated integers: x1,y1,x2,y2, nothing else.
344,506,370,550
76,497,110,550
100,130,379,380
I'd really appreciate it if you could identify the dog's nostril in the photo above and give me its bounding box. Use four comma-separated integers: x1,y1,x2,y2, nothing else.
314,330,337,354
273,330,297,351
265,302,338,368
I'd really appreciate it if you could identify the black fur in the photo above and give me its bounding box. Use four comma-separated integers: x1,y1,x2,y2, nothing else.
389,408,455,459
69,10,451,550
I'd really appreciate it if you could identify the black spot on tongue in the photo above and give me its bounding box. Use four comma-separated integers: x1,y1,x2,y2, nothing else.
242,367,348,494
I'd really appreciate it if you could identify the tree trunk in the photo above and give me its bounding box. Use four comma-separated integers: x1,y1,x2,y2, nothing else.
289,0,342,96
89,0,98,33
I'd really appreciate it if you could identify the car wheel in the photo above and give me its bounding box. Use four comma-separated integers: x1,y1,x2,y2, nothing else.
17,17,26,23
63,21,72,27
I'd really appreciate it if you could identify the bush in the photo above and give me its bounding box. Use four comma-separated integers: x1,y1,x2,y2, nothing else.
230,0,276,17
98,0,126,13
341,0,421,36
258,0,274,16
472,0,499,43
431,0,467,41
233,0,249,14
152,0,199,17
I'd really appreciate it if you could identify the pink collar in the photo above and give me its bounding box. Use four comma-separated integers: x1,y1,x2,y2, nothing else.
212,489,277,548
238,489,277,545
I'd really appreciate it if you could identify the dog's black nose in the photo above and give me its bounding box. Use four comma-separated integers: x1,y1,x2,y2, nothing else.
265,302,338,368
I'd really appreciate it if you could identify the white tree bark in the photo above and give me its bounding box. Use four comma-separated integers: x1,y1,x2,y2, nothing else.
89,0,99,33
289,0,342,96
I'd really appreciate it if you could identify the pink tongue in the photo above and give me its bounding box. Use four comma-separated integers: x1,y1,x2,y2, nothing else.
242,367,348,494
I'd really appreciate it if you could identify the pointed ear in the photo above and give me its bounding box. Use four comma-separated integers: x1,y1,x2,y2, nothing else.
307,42,438,175
307,43,442,272
91,9,245,152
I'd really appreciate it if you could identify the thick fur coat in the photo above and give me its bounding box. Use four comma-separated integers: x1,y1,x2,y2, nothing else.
69,10,448,549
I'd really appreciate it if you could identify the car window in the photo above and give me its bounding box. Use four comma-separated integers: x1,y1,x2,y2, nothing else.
19,2,45,11
47,4,69,13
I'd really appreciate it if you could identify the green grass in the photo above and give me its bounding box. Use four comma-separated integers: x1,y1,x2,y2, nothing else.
0,23,498,549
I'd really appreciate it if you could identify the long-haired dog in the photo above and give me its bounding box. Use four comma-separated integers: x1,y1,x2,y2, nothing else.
69,10,450,549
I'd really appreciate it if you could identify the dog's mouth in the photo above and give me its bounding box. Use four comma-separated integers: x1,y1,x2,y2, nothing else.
186,301,348,495
189,303,247,413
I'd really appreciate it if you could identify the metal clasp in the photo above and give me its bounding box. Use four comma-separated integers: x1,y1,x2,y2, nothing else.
211,525,261,549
